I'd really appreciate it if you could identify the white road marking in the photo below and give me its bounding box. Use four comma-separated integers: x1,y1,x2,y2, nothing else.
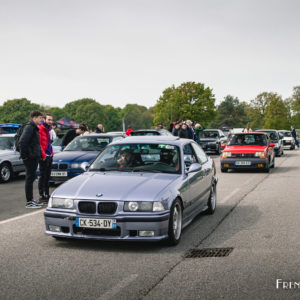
219,188,240,203
97,273,138,300
0,209,44,225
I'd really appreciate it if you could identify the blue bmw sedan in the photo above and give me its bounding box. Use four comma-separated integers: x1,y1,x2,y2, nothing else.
44,136,217,245
50,133,124,183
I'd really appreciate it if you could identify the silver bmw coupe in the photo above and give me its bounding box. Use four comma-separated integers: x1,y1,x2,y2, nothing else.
44,136,217,245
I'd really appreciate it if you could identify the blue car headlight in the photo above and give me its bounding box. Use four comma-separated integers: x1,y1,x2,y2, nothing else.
124,201,165,212
48,197,74,209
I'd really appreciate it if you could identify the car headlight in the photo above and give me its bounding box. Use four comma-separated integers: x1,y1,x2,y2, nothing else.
48,197,74,209
254,152,266,158
71,163,82,169
124,201,165,212
221,152,231,158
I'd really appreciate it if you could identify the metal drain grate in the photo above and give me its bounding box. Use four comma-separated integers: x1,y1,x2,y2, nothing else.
184,247,234,258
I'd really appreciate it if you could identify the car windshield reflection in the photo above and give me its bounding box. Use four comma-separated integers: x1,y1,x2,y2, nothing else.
89,143,181,174
227,134,267,146
64,136,110,151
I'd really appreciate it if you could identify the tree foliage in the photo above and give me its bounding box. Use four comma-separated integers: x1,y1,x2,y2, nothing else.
210,95,249,128
154,82,216,127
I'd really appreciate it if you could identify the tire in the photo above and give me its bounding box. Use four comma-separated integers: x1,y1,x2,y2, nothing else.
221,167,228,173
215,145,221,155
0,163,12,183
167,199,183,246
206,183,217,215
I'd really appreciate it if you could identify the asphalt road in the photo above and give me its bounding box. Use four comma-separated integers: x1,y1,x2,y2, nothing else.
0,150,299,299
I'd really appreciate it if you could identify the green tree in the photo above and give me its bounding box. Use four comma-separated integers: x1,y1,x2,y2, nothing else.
154,82,216,127
104,105,122,132
263,93,290,129
64,98,98,119
0,98,41,123
210,95,249,128
290,86,300,128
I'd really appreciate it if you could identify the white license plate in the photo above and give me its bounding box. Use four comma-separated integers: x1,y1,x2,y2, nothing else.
235,161,252,166
75,218,117,229
51,171,68,177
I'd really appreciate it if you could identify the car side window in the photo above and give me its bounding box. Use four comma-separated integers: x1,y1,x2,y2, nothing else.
191,143,208,164
183,143,197,167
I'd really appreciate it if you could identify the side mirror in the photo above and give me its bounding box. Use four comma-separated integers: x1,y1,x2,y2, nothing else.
270,143,275,147
187,163,202,174
81,162,90,171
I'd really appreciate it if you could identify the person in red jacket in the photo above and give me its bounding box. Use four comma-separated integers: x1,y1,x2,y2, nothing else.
126,126,133,136
38,113,54,202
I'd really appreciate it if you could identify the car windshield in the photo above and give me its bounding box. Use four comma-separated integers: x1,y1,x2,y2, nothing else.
131,131,160,136
52,136,63,146
227,134,267,146
89,143,181,174
201,131,219,138
0,136,15,150
258,131,278,141
281,131,292,137
64,136,111,151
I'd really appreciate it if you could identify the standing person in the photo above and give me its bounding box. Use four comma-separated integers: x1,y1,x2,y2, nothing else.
61,124,87,148
19,110,43,208
186,120,194,140
172,122,181,136
38,113,54,202
95,124,104,133
178,123,189,139
242,124,252,133
291,126,299,148
126,126,133,136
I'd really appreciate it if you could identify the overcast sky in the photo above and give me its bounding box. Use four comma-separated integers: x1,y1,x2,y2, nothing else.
1,0,299,108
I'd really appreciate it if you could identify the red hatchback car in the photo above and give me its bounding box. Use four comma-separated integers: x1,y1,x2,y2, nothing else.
220,132,275,172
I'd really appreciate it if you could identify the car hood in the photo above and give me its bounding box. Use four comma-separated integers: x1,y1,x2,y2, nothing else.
53,172,179,201
53,151,99,163
283,137,293,141
224,145,267,153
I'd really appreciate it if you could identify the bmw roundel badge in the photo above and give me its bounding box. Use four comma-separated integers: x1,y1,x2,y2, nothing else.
96,193,103,197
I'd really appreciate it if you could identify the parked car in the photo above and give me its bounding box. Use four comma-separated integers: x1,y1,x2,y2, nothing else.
255,129,284,156
220,132,275,173
49,133,124,183
44,136,218,245
198,129,227,154
130,129,173,136
278,130,295,150
0,134,25,182
0,123,21,134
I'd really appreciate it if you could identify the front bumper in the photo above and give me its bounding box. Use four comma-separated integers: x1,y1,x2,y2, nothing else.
199,143,218,152
221,157,269,169
44,210,170,241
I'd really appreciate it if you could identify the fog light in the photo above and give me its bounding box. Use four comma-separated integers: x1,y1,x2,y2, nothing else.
139,231,155,237
224,164,229,167
258,164,263,167
49,225,61,232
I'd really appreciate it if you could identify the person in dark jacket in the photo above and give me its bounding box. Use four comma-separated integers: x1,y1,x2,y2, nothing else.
172,122,181,136
19,110,43,208
95,124,104,133
178,123,189,139
291,126,299,148
61,124,86,148
38,113,54,202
